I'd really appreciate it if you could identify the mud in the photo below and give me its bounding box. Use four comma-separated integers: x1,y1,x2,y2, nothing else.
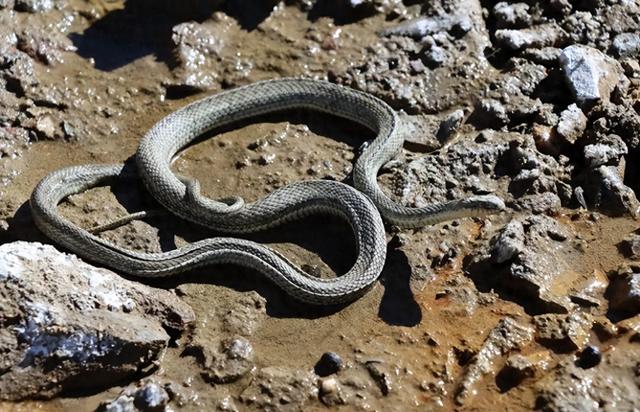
1,0,640,411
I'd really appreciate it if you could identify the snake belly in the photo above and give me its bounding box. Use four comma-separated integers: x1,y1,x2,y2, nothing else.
30,164,387,305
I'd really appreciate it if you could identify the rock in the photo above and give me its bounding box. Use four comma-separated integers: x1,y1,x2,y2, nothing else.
472,99,508,128
455,317,534,405
0,0,15,9
98,379,172,412
1,49,38,95
608,265,640,315
14,0,53,12
314,352,343,377
16,27,77,66
560,45,627,106
495,24,566,51
187,336,254,384
521,47,562,66
0,126,29,159
498,351,552,388
577,345,602,369
535,348,640,412
380,13,472,39
584,165,640,217
612,33,640,58
0,242,195,400
470,215,582,313
169,17,232,92
583,134,627,169
240,367,317,411
493,2,531,29
511,192,562,214
549,0,572,15
556,104,586,144
318,377,343,406
491,220,525,264
364,360,394,396
534,312,593,351
436,109,465,143
620,235,640,259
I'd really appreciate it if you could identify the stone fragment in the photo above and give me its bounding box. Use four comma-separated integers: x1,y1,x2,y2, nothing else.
473,215,579,313
534,312,593,351
365,360,393,396
240,367,317,411
493,2,531,28
436,109,465,143
315,352,343,377
584,165,640,217
560,45,627,105
556,104,586,144
0,242,195,400
612,33,640,58
499,351,552,388
14,0,53,12
521,47,562,66
380,13,472,39
187,336,254,384
495,24,565,51
608,265,640,315
98,378,173,412
455,317,534,405
16,27,77,66
620,235,640,259
583,134,627,169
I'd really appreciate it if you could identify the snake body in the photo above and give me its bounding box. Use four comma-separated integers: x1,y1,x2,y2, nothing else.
30,78,504,304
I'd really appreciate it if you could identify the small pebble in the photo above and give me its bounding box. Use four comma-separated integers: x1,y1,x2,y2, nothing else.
314,352,343,376
578,345,602,369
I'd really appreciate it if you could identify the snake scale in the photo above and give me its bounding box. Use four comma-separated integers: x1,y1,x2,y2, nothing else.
30,78,504,304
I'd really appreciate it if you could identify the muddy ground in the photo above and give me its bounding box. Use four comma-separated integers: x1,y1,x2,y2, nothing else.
1,0,640,411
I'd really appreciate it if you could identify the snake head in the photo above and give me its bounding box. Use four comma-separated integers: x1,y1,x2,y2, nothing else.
462,195,506,216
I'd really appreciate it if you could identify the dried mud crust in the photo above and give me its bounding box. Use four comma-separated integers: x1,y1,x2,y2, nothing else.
1,0,640,411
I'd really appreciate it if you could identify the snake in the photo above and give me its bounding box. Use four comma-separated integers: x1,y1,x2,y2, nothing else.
30,78,504,304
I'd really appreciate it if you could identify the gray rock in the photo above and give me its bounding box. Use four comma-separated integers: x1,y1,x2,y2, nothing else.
436,109,465,143
521,47,562,66
473,99,508,128
495,24,565,51
534,312,593,351
556,104,586,144
491,220,525,264
365,360,393,396
14,0,53,12
560,45,627,105
620,235,640,259
380,13,472,39
16,26,77,66
470,215,582,313
535,350,640,412
0,0,15,9
239,367,317,411
493,2,531,28
0,242,195,400
195,336,255,384
455,317,534,405
608,265,640,314
584,165,640,217
612,33,640,58
583,137,627,169
98,379,172,412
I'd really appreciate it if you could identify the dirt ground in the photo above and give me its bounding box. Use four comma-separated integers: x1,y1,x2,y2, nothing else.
1,0,640,411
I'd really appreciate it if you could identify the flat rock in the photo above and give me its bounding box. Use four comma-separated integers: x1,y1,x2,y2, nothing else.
534,312,593,351
0,241,195,400
455,317,534,405
560,45,627,106
608,265,640,315
495,23,565,51
469,215,586,313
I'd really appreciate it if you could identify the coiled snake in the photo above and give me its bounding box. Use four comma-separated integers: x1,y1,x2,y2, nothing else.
30,79,504,304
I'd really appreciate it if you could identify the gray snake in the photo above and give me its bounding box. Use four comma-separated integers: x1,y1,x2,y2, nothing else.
30,78,504,304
